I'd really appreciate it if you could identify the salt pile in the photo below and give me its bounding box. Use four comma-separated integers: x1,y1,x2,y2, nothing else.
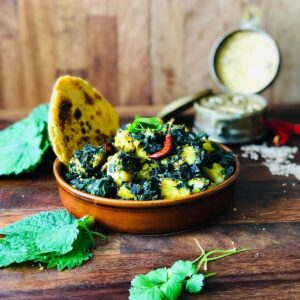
240,144,300,180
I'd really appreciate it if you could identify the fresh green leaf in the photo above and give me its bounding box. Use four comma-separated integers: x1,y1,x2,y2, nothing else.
37,230,93,270
0,209,104,270
170,260,197,281
0,104,50,176
0,209,80,255
185,273,204,294
128,116,163,133
146,268,168,284
160,277,182,300
0,118,44,175
30,104,49,130
0,237,34,267
129,242,249,299
129,274,165,300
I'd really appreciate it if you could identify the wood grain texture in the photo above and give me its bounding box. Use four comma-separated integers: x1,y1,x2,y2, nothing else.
0,0,300,109
0,105,299,299
18,0,56,107
87,16,119,104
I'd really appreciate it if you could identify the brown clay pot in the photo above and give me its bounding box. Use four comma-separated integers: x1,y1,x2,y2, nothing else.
53,144,239,234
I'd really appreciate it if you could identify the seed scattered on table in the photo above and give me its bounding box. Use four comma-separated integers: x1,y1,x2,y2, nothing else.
240,144,300,179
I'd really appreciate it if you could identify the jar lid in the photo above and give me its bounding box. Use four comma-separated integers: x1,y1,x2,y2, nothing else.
209,28,280,94
156,89,212,120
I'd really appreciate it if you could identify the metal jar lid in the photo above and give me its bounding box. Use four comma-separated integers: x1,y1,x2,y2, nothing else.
209,26,280,94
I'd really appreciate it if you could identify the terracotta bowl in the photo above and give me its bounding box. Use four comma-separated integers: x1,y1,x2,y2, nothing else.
53,145,239,234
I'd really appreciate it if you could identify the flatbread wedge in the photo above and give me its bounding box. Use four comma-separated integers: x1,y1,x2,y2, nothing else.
48,76,119,165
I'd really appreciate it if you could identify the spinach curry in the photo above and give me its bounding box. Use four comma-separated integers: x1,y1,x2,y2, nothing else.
64,117,235,200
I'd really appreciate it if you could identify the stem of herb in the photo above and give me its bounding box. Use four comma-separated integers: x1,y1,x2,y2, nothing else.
196,248,250,272
204,272,217,278
90,230,108,240
207,248,249,262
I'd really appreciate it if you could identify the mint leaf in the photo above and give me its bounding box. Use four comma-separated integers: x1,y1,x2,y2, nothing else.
38,230,93,270
160,277,182,300
0,232,41,267
30,104,49,130
185,273,204,294
170,260,197,281
0,209,79,255
129,275,165,300
0,104,50,176
0,118,44,175
0,238,31,267
0,209,104,270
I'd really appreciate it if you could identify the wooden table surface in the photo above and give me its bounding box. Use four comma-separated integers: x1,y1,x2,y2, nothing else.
0,105,299,300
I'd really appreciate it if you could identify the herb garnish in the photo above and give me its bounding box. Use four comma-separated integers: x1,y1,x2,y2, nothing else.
129,239,249,300
0,104,50,176
0,209,106,270
128,116,163,133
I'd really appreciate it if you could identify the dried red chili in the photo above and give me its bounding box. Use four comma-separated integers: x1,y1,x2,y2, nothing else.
265,119,300,146
148,119,174,159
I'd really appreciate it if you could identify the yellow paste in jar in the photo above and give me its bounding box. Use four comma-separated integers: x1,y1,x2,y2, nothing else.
215,30,279,93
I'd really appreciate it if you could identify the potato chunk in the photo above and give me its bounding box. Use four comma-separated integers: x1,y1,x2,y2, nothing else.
114,129,139,152
181,146,196,165
117,185,135,200
105,153,133,186
160,178,190,199
188,178,210,193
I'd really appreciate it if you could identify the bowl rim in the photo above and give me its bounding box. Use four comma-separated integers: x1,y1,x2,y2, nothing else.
53,144,240,208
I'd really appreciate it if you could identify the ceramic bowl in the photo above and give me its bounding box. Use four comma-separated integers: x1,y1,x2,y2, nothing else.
53,145,239,234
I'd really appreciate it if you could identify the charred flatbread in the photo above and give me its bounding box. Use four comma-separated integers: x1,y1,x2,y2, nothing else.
48,76,119,165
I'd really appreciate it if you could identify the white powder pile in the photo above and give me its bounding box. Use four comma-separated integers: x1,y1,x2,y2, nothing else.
240,144,300,180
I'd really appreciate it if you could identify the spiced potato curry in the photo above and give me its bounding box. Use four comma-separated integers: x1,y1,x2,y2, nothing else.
63,117,235,201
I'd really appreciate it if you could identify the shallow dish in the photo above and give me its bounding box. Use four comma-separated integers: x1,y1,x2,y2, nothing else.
53,144,239,234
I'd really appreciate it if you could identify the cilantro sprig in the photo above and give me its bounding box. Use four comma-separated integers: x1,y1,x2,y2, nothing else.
129,239,249,300
0,104,50,176
128,116,163,133
0,209,106,270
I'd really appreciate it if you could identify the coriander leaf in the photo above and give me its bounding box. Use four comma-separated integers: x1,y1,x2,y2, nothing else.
128,116,163,133
129,274,165,300
38,230,93,270
170,260,197,281
147,268,168,284
0,209,79,255
160,277,182,300
185,273,204,294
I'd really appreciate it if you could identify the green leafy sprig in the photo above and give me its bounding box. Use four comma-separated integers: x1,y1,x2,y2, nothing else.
0,209,106,270
0,104,51,176
128,116,163,133
129,239,249,300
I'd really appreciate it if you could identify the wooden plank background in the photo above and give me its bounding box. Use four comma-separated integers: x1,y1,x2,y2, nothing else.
0,0,299,110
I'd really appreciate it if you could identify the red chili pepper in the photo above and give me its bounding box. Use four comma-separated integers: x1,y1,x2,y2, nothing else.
265,119,300,146
148,119,174,159
270,119,300,135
